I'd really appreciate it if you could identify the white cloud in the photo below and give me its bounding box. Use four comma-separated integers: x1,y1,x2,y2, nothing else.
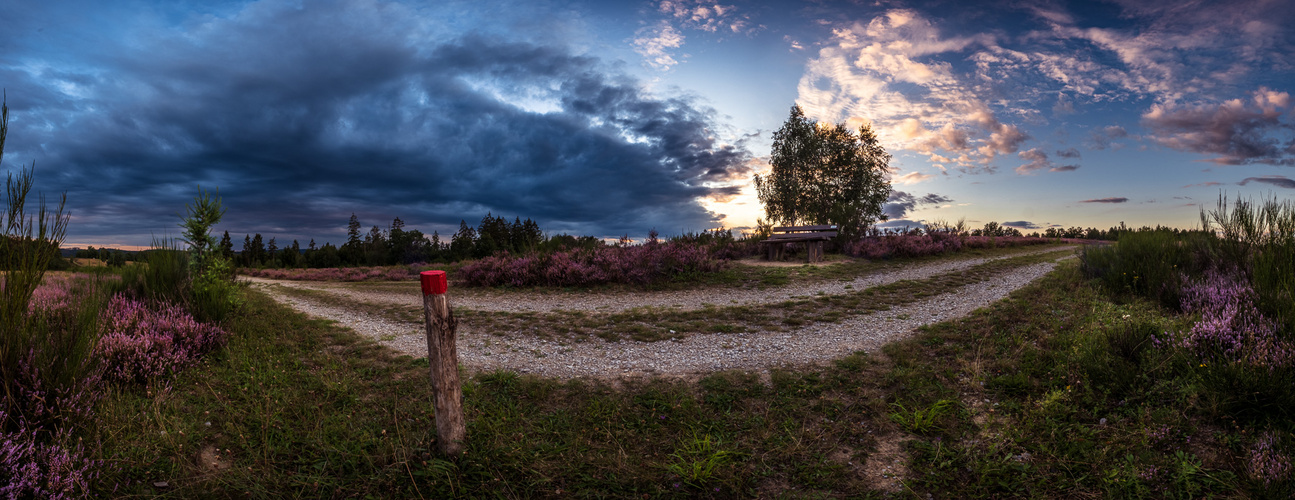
656,0,753,34
892,171,934,185
633,21,685,70
798,10,1024,173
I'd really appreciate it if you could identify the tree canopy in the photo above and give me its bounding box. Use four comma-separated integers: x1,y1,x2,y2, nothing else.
754,105,892,239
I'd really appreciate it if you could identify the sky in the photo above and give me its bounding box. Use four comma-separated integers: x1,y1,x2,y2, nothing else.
1,0,1293,249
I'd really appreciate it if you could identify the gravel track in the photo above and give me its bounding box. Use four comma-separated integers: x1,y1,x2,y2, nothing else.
241,245,1074,314
246,250,1075,380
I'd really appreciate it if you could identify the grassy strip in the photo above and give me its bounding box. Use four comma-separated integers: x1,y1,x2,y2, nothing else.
94,258,1279,497
278,249,1073,342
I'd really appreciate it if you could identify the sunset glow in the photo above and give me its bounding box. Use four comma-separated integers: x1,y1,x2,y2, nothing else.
2,0,1291,247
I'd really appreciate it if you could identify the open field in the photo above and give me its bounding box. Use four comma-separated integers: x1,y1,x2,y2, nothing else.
87,241,1286,498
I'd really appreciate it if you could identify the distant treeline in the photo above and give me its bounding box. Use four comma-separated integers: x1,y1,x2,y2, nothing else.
1035,223,1201,241
71,246,135,266
228,213,605,269
874,221,1200,241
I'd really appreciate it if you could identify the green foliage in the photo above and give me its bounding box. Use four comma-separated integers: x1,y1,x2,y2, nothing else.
888,399,957,434
666,433,738,488
1080,229,1210,308
754,104,892,239
121,242,189,305
177,187,241,322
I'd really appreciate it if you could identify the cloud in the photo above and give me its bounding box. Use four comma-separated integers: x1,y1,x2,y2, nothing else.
1015,148,1051,175
1046,1,1294,102
892,171,934,185
795,1,1295,170
1142,88,1294,165
633,22,686,70
1080,197,1130,203
1015,148,1079,174
3,0,752,244
1182,181,1224,188
1001,220,1041,229
1056,147,1081,158
1239,175,1295,189
883,190,953,220
796,9,1032,173
657,0,751,33
1088,125,1129,150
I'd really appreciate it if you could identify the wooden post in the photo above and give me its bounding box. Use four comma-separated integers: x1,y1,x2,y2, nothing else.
420,270,465,456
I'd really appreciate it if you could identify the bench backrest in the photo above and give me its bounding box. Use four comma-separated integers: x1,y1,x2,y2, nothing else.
772,225,837,233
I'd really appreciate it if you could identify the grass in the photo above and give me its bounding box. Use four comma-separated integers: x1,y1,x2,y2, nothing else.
90,250,1290,497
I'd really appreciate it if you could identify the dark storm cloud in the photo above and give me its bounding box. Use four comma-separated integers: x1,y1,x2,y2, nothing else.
1,0,752,244
883,191,952,220
1239,175,1295,189
1080,197,1129,203
1001,220,1041,229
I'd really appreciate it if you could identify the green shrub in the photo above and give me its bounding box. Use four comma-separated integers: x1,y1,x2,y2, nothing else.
1080,229,1212,308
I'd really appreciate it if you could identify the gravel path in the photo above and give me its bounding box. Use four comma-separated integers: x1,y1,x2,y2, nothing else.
247,251,1075,380
241,245,1074,314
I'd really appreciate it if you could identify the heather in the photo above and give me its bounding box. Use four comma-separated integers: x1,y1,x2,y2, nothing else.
845,232,1055,260
97,294,227,385
460,237,726,287
1077,194,1295,496
240,264,422,282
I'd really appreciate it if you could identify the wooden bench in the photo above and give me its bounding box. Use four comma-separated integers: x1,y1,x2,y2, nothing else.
762,225,838,263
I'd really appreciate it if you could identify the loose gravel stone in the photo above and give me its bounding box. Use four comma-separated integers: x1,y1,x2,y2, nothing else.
242,245,1074,314
247,253,1073,380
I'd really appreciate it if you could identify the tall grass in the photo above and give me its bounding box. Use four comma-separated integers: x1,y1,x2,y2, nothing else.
120,240,189,306
2,98,104,497
1203,194,1295,335
1079,229,1212,308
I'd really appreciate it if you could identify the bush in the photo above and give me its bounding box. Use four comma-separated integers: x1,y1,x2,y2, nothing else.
460,240,726,287
1080,229,1211,309
844,233,1051,260
97,294,227,385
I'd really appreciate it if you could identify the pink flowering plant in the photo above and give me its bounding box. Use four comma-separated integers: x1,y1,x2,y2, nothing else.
1174,270,1294,371
845,232,1052,260
97,294,227,385
460,239,726,287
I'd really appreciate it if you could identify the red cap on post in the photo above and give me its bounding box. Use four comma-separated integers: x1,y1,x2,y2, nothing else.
420,270,448,296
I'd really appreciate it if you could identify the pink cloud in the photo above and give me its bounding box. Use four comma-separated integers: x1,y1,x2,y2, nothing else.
1142,87,1294,165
